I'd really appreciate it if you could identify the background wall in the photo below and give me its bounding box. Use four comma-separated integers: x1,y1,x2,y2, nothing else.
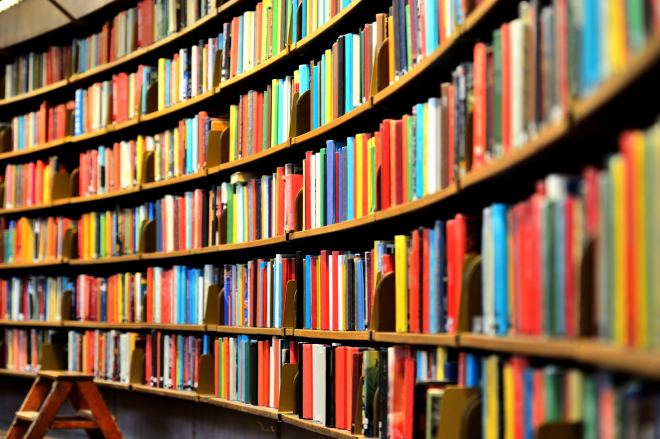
0,375,320,439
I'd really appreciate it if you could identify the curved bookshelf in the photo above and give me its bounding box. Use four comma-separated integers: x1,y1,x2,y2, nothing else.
372,332,457,347
281,414,355,439
0,79,68,108
0,259,64,271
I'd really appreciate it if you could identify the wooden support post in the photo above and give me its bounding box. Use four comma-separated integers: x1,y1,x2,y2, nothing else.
206,127,230,169
219,207,228,244
62,228,78,262
436,387,481,439
60,291,72,321
70,169,80,197
145,82,159,114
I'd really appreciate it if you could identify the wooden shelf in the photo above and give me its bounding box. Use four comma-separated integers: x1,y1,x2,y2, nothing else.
213,326,285,336
215,47,290,92
293,102,371,147
373,332,457,347
0,369,37,379
458,333,578,360
141,89,215,123
0,320,62,327
140,249,196,260
70,128,109,143
69,255,140,265
131,384,199,401
0,79,68,107
576,341,660,381
281,414,356,439
94,379,131,390
141,323,206,332
289,214,376,241
375,184,458,222
0,259,64,270
142,170,208,191
203,397,280,419
71,49,148,83
207,140,291,176
293,329,370,341
0,137,70,162
68,187,141,206
63,321,143,330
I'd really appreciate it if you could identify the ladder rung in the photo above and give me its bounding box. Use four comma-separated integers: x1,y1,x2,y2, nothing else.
76,409,115,420
51,416,98,430
15,411,38,422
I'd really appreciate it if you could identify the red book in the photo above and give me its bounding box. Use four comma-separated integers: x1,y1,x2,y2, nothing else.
285,174,303,232
223,339,229,398
380,120,392,210
364,26,370,102
310,256,318,328
178,197,186,251
335,347,346,429
273,337,279,408
458,351,466,386
277,167,285,236
255,4,262,66
446,219,459,334
422,228,431,333
345,348,355,428
305,151,313,229
214,339,219,396
242,94,249,158
472,42,487,170
350,351,361,430
391,120,403,206
501,23,511,154
261,260,268,327
320,250,329,330
530,188,544,335
404,357,416,439
332,251,342,331
303,344,313,418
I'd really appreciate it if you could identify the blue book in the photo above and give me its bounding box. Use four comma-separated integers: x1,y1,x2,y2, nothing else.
224,272,230,325
81,39,87,73
465,353,480,387
100,279,107,322
356,257,365,330
342,0,350,8
203,335,209,354
345,36,352,114
347,138,354,220
74,89,83,136
305,255,312,328
415,103,425,199
492,203,509,335
326,140,336,225
299,64,310,94
426,0,439,54
434,220,446,333
313,66,320,129
524,369,533,439
237,16,244,75
302,0,307,39
165,59,171,106
581,0,599,96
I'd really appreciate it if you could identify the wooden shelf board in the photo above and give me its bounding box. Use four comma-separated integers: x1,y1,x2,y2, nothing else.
0,137,70,162
140,249,197,260
0,319,62,327
141,89,215,123
213,326,285,336
460,120,570,189
0,79,68,107
203,397,280,419
463,0,504,31
284,328,295,336
63,321,142,330
372,33,459,107
110,118,139,133
0,259,64,270
576,341,660,380
207,140,291,176
0,369,37,379
219,235,288,251
572,33,660,124
0,202,52,215
373,332,457,347
290,214,376,241
68,187,141,206
458,333,577,359
71,128,109,143
376,184,458,222
281,414,356,439
73,49,147,83
141,323,206,332
217,48,290,91
142,170,208,191
293,0,364,52
94,379,131,390
293,102,370,146
70,255,140,265
132,384,199,401
293,329,370,341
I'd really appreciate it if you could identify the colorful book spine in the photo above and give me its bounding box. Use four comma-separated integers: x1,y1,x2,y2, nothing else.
4,157,61,208
2,216,73,264
0,276,73,322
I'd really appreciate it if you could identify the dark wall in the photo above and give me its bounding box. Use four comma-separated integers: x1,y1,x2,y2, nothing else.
0,376,324,439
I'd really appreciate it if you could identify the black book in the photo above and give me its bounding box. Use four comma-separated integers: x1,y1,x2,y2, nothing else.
221,22,231,82
252,259,258,326
345,254,355,331
250,340,258,405
337,35,345,118
150,330,157,386
379,347,388,439
325,345,335,427
201,188,209,247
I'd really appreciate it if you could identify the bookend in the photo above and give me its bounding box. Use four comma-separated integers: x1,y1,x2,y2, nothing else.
457,255,482,333
292,371,300,415
139,219,156,253
435,387,480,439
140,295,147,323
219,208,228,244
50,170,72,202
288,92,300,138
0,127,11,153
69,168,79,197
203,284,221,325
206,127,230,169
286,5,294,47
62,228,79,262
65,107,74,137
293,188,304,232
282,280,297,329
129,348,146,385
41,343,65,371
140,150,155,184
538,422,581,439
105,94,113,128
145,82,158,114
293,90,311,136
212,49,222,88
277,363,299,413
370,38,390,98
60,291,72,321
459,392,482,439
579,238,596,336
196,354,215,396
370,271,396,332
353,375,365,435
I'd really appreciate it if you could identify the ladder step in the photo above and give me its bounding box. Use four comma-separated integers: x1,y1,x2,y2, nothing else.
50,416,99,430
76,409,115,420
15,411,39,422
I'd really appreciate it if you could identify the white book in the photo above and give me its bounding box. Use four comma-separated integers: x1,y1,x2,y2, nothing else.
168,0,176,34
338,255,344,330
315,153,321,228
510,18,524,149
482,207,495,335
427,98,441,195
312,344,326,425
198,275,204,325
352,34,360,108
267,260,273,328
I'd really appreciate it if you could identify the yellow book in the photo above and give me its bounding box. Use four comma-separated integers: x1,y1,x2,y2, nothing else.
609,154,626,344
43,165,50,204
325,49,333,123
649,123,660,349
388,17,395,84
230,105,238,161
294,70,299,92
91,213,96,259
158,58,166,111
485,355,500,439
394,235,408,332
566,369,584,422
435,347,446,380
367,137,374,213
356,135,363,218
136,135,144,184
632,131,647,348
232,190,238,244
609,0,627,74
312,0,317,33
503,361,513,439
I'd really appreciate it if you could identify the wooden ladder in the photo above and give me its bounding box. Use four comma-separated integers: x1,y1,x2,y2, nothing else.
5,371,123,439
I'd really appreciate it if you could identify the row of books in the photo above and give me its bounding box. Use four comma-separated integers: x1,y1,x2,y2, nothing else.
2,217,74,265
0,276,73,322
1,328,46,372
74,82,112,136
67,330,141,383
10,101,71,151
2,47,71,99
78,142,143,197
156,37,221,110
74,265,217,324
3,157,64,209
144,331,210,391
78,205,148,260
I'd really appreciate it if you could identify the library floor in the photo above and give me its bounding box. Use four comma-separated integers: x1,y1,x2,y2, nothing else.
0,375,324,439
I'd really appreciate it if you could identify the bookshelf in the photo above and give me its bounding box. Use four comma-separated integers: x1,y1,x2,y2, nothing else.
2,0,660,437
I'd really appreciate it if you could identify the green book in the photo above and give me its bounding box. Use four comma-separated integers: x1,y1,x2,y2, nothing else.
582,373,597,439
543,366,562,422
646,130,659,348
627,0,646,55
493,29,502,157
542,200,555,336
320,148,326,227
